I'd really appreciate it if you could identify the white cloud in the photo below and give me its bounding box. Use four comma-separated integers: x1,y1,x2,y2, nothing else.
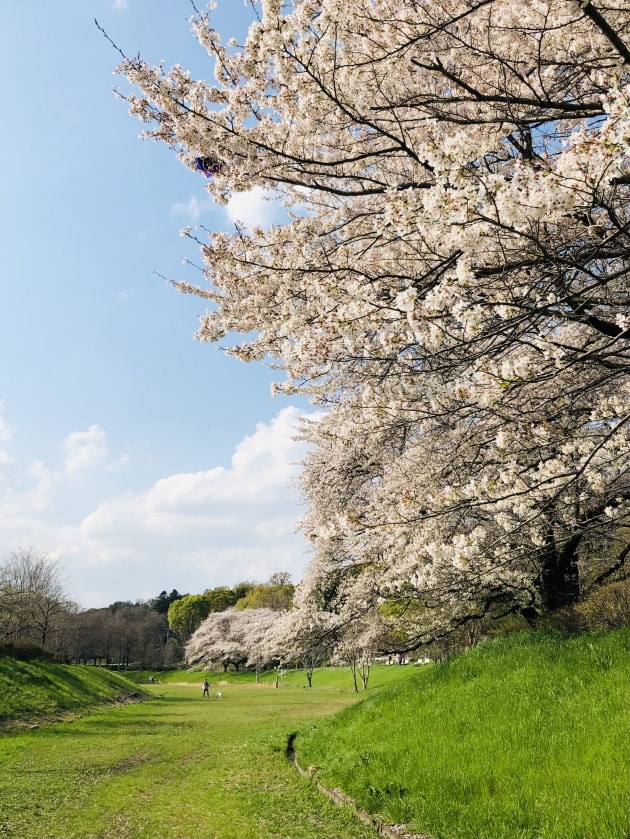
225,187,284,229
62,424,109,477
172,187,285,229
0,408,54,517
0,405,321,608
73,406,310,544
113,0,128,9
26,460,56,512
0,415,129,535
141,407,307,510
59,408,319,606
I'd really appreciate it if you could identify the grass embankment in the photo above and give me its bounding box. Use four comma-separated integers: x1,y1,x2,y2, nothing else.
0,659,146,730
297,629,630,839
1,632,626,838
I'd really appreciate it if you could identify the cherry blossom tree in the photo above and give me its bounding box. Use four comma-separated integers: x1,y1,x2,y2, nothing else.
240,607,286,680
185,607,280,674
331,613,387,691
270,604,334,686
117,1,630,639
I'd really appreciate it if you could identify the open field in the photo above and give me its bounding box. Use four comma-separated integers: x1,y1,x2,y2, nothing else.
128,662,418,690
0,666,405,839
1,630,627,839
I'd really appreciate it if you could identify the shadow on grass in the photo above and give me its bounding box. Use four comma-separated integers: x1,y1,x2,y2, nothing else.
25,695,211,738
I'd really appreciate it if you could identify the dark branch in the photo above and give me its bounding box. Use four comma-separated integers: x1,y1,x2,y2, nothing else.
580,2,630,65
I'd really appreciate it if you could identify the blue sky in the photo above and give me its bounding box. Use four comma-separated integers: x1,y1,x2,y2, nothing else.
0,1,315,608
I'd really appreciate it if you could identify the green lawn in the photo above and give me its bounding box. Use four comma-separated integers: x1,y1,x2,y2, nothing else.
0,671,396,839
1,631,626,839
127,663,416,691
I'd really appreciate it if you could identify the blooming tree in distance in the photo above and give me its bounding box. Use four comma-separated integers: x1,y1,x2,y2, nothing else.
118,1,630,644
185,607,280,674
270,605,334,686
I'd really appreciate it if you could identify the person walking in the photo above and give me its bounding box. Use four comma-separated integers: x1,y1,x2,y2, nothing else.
202,679,210,698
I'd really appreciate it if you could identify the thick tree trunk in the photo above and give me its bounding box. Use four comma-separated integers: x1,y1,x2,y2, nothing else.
539,533,582,611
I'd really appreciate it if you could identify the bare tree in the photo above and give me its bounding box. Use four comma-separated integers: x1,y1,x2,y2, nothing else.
0,548,74,647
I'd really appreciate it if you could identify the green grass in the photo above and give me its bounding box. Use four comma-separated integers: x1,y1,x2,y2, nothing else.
0,659,146,729
128,663,417,691
2,633,626,839
0,669,403,839
296,629,630,839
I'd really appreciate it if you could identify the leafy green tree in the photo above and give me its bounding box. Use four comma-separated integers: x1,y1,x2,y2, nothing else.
202,582,258,611
235,576,294,611
167,594,212,640
150,589,185,615
231,582,255,603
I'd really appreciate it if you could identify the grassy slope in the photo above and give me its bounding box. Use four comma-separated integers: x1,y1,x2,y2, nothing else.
296,629,630,839
0,659,147,728
2,633,627,838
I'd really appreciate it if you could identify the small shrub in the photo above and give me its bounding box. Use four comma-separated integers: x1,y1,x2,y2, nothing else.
549,578,630,633
579,577,630,629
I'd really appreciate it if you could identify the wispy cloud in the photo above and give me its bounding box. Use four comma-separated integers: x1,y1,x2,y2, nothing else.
171,195,212,223
66,407,315,601
0,414,126,528
113,0,128,10
172,187,285,229
62,424,109,477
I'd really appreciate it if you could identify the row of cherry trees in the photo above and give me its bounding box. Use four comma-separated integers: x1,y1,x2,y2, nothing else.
119,1,630,646
184,599,390,688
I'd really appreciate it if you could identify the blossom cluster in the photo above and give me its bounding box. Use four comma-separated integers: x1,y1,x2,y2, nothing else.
121,0,630,642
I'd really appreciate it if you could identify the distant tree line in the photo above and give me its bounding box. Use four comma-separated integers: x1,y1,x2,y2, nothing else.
0,547,294,669
2,546,627,688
